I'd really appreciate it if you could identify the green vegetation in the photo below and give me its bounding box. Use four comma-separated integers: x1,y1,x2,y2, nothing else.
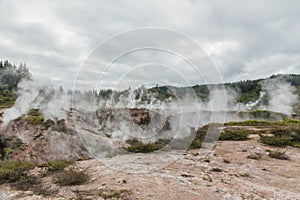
238,110,285,120
51,119,77,135
0,60,32,108
0,85,16,109
124,142,163,153
189,139,203,149
17,109,45,125
283,118,300,124
219,130,249,141
291,142,300,148
268,150,289,160
247,153,263,160
193,118,300,149
41,119,56,130
259,126,300,147
124,139,169,153
0,160,35,183
224,119,300,126
0,135,22,160
260,135,292,147
225,120,278,126
228,79,262,103
98,189,131,200
55,169,88,186
96,74,300,109
21,115,44,125
188,125,209,149
39,161,70,172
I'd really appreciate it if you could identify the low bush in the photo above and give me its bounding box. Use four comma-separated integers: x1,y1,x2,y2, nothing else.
22,115,44,125
247,153,263,160
241,110,285,120
270,127,300,137
18,109,44,125
188,124,222,149
55,169,88,186
260,135,292,147
51,119,77,135
41,119,55,130
124,142,164,153
225,119,300,127
291,142,300,148
13,175,39,191
0,135,22,160
189,139,203,149
224,120,277,126
98,189,131,200
284,118,300,124
268,150,289,160
39,161,70,172
0,161,35,183
124,139,170,153
219,130,249,141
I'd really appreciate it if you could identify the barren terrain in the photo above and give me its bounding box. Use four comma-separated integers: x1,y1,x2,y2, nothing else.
1,134,299,200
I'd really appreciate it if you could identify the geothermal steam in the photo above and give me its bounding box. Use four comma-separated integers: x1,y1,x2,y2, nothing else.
2,77,298,129
261,78,298,114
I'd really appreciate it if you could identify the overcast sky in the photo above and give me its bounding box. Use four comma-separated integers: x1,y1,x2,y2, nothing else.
0,0,299,90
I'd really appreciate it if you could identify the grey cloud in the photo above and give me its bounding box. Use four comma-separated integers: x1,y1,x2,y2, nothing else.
0,0,299,89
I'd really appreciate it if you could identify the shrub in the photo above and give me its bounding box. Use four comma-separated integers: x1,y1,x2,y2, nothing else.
224,120,276,126
18,109,45,125
260,135,292,147
0,135,22,160
270,127,300,137
13,175,39,191
125,143,163,153
23,115,44,125
247,153,263,160
41,119,55,130
189,139,203,149
219,130,249,141
39,161,70,172
243,110,285,120
51,119,77,135
0,161,35,183
284,118,300,124
98,189,131,200
268,150,289,160
27,109,42,116
291,142,300,148
210,167,223,172
124,139,169,153
225,119,300,127
55,169,88,186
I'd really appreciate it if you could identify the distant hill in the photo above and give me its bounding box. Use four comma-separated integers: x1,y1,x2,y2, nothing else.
151,74,300,101
149,74,300,114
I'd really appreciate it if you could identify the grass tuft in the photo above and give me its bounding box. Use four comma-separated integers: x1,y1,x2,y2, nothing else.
55,169,88,186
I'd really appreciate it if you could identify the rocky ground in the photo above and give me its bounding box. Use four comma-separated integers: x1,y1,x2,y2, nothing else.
1,134,299,200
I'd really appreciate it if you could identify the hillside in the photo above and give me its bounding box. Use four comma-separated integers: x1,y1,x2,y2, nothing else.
151,74,300,113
